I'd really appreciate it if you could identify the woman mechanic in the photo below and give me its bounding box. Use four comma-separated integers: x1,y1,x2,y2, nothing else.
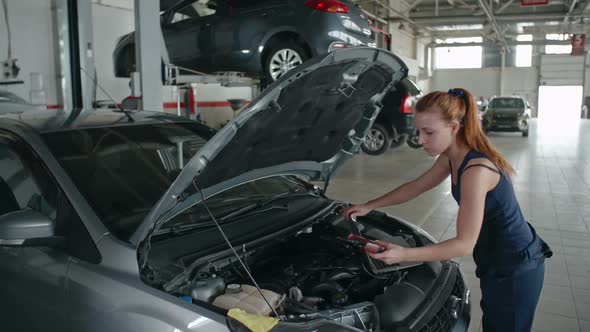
344,88,552,332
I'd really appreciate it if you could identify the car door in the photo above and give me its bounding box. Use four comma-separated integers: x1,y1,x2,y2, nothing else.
209,0,284,72
162,1,215,71
0,131,69,331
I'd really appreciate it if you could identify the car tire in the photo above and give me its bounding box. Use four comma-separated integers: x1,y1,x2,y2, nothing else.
390,133,407,149
264,42,309,82
362,123,390,155
521,120,529,137
406,130,422,149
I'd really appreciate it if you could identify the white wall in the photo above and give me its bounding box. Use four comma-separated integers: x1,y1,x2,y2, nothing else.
0,0,57,104
0,0,250,108
386,0,415,60
432,67,538,108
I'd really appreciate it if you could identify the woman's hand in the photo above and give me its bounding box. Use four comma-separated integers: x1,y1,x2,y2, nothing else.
369,241,407,265
343,204,372,220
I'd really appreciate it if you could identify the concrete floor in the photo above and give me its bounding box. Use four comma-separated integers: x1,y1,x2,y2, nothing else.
327,119,590,332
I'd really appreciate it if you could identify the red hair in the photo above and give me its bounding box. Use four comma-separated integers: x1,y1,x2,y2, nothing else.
415,88,515,176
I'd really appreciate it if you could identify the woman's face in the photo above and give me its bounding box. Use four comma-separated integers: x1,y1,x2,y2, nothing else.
414,109,459,156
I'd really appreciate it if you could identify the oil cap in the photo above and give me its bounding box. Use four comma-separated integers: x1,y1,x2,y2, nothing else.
226,284,242,294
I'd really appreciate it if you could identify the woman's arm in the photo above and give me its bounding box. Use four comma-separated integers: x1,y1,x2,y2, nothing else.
370,161,497,263
365,155,451,210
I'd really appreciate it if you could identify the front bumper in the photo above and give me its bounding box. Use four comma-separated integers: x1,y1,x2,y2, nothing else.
484,115,527,132
412,262,471,332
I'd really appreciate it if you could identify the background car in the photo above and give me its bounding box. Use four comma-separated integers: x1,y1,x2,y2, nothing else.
482,96,531,137
361,78,423,155
113,0,375,82
0,89,32,114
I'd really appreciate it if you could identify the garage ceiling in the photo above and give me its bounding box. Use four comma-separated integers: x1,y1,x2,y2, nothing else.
357,0,590,45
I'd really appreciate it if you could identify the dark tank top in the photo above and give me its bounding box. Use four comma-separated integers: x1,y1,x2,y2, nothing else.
451,150,548,277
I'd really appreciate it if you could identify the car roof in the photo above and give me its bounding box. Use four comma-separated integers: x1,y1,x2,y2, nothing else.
0,108,195,134
491,96,525,100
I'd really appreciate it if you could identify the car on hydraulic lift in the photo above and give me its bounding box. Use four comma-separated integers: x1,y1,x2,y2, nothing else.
0,48,469,332
0,90,33,114
113,0,376,82
361,78,423,155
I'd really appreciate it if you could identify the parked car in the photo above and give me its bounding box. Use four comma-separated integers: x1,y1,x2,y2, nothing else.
0,89,32,114
113,0,376,81
361,78,422,155
0,49,469,332
482,96,531,137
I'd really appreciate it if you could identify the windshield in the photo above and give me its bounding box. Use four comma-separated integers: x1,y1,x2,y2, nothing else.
42,123,212,240
158,176,311,233
489,98,524,109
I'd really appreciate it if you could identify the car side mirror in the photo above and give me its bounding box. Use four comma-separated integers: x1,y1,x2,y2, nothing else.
0,209,61,247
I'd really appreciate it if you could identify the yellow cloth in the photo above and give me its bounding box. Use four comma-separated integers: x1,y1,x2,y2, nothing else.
227,308,279,332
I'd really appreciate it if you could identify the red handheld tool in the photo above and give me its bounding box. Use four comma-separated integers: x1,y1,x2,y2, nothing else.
347,234,386,254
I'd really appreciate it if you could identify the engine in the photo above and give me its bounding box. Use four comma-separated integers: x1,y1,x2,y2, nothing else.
178,216,419,330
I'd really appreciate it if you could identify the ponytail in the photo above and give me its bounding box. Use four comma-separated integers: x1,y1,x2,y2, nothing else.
415,88,515,176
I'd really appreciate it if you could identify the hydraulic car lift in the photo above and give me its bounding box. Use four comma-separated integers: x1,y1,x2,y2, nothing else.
53,0,258,118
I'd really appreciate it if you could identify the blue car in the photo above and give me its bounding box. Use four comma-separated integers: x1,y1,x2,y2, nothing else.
113,0,376,81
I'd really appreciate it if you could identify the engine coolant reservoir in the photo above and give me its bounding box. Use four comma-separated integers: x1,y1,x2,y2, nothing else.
212,284,282,316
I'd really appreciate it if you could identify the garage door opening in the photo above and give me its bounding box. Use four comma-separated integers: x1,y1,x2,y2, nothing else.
537,85,582,131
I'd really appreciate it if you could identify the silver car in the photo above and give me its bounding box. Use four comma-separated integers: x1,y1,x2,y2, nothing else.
482,96,531,137
0,48,469,332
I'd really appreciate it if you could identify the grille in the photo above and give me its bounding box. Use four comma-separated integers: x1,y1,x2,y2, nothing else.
418,303,455,332
418,273,465,332
451,272,465,297
493,115,518,121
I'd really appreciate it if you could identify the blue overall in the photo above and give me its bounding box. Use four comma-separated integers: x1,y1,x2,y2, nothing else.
451,150,552,332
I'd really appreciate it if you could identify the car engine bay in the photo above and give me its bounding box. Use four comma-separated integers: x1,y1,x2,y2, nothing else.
143,207,460,331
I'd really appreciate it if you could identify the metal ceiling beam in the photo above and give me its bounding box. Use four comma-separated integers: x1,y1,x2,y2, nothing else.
413,0,567,12
393,12,571,24
362,8,388,24
370,0,422,29
476,0,510,51
523,22,589,34
496,0,515,13
564,0,580,22
408,0,425,11
431,39,571,47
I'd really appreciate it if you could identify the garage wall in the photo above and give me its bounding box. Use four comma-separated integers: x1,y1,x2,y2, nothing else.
539,54,585,86
386,0,416,60
0,0,57,105
0,1,134,106
391,27,416,59
432,67,538,108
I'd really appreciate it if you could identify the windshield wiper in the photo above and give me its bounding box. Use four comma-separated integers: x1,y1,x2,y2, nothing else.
154,190,318,236
215,189,319,219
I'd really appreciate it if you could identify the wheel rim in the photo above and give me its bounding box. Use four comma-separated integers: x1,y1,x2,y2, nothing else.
269,48,303,81
364,129,386,151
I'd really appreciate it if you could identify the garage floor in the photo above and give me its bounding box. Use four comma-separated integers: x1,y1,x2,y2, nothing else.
327,119,590,332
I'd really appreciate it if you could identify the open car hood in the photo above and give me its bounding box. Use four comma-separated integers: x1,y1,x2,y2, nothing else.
131,48,408,246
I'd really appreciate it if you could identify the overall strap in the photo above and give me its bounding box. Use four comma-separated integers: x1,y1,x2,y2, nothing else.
463,163,501,174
